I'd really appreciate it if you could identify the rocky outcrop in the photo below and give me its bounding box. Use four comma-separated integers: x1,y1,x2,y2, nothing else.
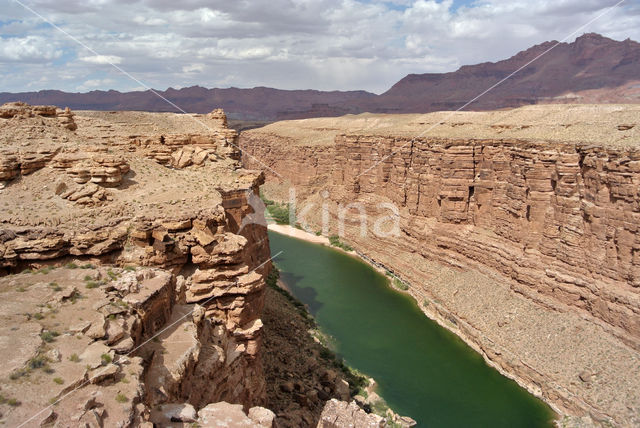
317,399,385,428
0,101,76,129
0,101,57,118
129,109,241,168
0,261,274,427
0,104,274,427
240,105,640,426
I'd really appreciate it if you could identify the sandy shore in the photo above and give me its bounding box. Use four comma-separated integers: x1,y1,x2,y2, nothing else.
267,224,330,245
268,224,393,278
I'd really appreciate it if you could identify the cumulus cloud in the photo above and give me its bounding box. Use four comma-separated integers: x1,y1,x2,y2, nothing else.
80,55,123,64
182,63,204,73
76,78,116,91
0,0,638,93
0,35,62,62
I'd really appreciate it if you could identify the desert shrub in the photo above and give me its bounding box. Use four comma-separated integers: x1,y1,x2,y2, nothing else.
40,331,59,343
393,277,408,291
266,202,294,224
329,235,353,252
29,355,48,369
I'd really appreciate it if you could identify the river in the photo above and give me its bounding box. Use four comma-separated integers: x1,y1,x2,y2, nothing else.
268,230,555,427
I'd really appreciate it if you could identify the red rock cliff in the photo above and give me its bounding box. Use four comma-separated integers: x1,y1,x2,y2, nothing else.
240,105,640,426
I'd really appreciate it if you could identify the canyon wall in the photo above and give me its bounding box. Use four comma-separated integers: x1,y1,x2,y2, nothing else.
343,136,640,343
240,105,640,426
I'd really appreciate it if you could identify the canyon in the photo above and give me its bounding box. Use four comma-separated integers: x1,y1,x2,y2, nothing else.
2,99,639,427
0,102,364,427
240,104,640,427
1,34,638,121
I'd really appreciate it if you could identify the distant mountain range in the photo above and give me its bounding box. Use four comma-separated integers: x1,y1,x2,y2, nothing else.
1,33,638,121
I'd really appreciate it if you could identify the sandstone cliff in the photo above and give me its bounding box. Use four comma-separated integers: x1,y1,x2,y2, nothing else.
240,104,640,426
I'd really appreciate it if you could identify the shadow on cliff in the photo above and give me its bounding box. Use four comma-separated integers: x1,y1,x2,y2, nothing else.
279,271,323,316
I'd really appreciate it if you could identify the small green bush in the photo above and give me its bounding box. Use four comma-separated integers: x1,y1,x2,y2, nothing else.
259,192,275,206
115,393,128,403
329,235,353,252
266,202,294,224
393,278,409,291
29,355,48,369
53,377,64,385
40,331,59,343
101,353,112,365
9,369,28,380
69,353,80,362
266,267,280,289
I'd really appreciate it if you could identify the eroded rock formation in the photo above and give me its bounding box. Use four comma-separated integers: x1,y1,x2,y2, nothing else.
0,103,273,427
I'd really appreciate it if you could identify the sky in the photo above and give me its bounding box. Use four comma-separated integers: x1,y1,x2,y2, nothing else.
1,0,639,94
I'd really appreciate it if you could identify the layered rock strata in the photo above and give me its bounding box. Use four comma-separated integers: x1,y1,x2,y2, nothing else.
240,104,640,426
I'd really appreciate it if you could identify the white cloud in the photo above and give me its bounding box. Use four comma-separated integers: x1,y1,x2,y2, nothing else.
132,16,167,26
80,55,123,65
76,78,115,91
0,0,638,93
0,36,62,62
182,63,204,73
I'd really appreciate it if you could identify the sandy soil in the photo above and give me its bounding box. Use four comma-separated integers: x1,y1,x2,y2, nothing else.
268,224,329,245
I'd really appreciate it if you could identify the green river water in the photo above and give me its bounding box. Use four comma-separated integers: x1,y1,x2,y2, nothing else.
269,230,555,428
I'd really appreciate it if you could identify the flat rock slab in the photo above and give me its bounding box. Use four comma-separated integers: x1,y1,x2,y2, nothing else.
0,322,42,378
